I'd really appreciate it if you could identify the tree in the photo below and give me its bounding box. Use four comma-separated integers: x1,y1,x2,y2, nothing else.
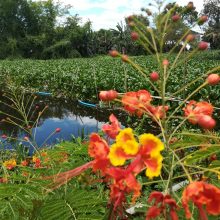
203,0,220,49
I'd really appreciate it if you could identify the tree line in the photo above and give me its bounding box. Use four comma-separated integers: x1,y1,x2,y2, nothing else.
0,0,219,59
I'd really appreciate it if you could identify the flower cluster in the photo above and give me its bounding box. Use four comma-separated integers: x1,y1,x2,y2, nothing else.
99,89,169,119
88,115,164,215
182,181,220,219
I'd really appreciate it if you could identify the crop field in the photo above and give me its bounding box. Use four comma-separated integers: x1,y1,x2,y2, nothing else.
0,51,220,106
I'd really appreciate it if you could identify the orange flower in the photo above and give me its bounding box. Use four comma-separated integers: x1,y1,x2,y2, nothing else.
122,90,152,117
102,114,121,139
146,191,178,220
88,133,110,172
32,156,41,168
182,181,220,219
149,105,169,119
183,101,213,124
122,91,139,114
21,160,28,166
3,159,16,170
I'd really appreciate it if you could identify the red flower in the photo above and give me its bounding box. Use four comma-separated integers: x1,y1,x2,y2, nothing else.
146,191,179,220
183,101,213,124
122,90,152,117
182,181,220,219
107,167,141,209
102,114,121,139
88,133,110,173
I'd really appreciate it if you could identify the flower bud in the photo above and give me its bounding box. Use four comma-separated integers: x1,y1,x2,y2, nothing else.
121,55,129,62
198,115,216,130
172,14,180,22
99,90,118,101
198,15,208,25
162,59,169,66
131,32,139,41
198,41,209,50
187,2,194,10
109,50,119,57
55,128,61,133
150,72,159,81
186,34,195,42
206,74,220,85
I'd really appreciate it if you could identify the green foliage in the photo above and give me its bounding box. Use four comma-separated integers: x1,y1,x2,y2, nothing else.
0,183,44,220
185,146,220,164
0,51,219,104
39,188,107,220
0,140,108,219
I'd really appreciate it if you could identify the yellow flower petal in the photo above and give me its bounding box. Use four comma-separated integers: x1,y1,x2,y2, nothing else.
145,154,163,179
116,128,136,144
109,144,126,166
139,133,164,157
123,140,139,155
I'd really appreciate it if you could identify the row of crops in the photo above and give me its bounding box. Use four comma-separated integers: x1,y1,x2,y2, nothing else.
0,51,220,105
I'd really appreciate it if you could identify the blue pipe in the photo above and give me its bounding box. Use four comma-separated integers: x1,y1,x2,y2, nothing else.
35,92,52,96
78,100,97,108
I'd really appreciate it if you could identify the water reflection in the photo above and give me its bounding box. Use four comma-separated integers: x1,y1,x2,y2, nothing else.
0,93,126,147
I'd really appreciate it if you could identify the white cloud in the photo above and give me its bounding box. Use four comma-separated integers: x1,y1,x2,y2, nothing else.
37,0,205,30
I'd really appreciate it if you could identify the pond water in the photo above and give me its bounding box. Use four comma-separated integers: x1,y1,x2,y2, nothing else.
0,93,127,151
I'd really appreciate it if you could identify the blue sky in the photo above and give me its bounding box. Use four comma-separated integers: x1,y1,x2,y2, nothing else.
55,0,204,30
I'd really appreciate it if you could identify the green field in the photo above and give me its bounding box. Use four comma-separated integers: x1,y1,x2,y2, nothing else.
1,51,220,106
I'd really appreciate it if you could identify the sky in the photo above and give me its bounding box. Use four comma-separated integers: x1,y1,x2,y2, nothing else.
57,0,204,30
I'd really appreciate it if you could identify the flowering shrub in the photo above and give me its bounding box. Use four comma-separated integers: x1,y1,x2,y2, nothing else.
50,1,220,219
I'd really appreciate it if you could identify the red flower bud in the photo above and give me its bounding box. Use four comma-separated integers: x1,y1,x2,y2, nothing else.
1,134,7,139
121,55,129,62
198,41,209,50
172,14,180,22
23,136,29,141
150,72,159,81
186,34,195,42
131,32,139,41
206,74,220,85
109,50,119,57
107,90,118,100
187,2,194,10
55,128,61,133
127,15,134,22
99,90,118,101
198,115,216,130
162,59,169,66
210,154,217,161
128,21,135,27
198,15,208,25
